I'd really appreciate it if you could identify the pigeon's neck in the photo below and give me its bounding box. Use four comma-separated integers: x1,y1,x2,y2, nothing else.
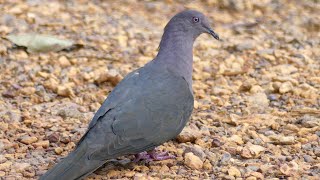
155,28,195,85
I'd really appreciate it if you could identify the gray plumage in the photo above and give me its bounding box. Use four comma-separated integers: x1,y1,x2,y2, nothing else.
41,10,219,180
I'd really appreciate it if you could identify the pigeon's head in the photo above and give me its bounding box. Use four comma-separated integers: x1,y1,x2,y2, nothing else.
167,10,220,40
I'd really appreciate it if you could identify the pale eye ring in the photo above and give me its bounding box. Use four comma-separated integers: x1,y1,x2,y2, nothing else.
192,17,200,23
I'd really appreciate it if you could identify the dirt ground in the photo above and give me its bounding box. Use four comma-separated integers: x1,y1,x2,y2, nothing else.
0,0,319,179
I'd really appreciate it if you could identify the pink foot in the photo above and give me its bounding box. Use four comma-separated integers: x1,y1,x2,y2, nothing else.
148,150,175,161
132,151,151,163
133,150,175,162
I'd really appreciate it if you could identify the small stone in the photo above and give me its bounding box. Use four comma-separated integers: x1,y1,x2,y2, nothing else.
247,92,269,112
0,171,5,177
212,87,232,95
54,147,63,155
279,81,293,94
246,176,257,180
176,125,201,143
312,146,320,156
228,166,241,177
48,133,60,143
159,165,169,172
95,69,123,86
203,160,212,170
58,56,71,67
20,136,38,145
250,85,264,93
57,86,75,97
60,136,70,144
267,94,278,101
0,161,12,171
20,87,36,95
2,90,15,98
279,164,291,176
220,152,231,164
12,162,30,173
303,155,314,163
241,147,253,159
212,137,223,147
33,140,49,148
236,41,255,51
55,102,83,119
269,135,295,145
43,78,59,92
248,144,265,158
0,122,8,131
245,172,264,179
0,155,6,163
124,171,135,178
300,115,320,128
184,152,203,170
272,64,298,75
107,169,121,178
183,145,206,161
229,135,244,145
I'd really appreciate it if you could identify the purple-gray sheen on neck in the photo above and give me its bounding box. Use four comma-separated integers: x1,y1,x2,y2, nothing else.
154,21,197,86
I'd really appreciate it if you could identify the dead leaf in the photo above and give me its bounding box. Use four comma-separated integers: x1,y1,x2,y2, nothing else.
7,34,73,53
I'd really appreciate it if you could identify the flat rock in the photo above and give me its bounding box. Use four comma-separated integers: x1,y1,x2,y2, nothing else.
20,136,38,145
176,124,201,143
184,152,203,170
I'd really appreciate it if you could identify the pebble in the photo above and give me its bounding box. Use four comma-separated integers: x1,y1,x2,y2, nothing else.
300,115,320,128
220,152,231,164
279,81,293,94
20,136,38,145
124,171,135,178
54,147,63,155
176,125,201,143
229,135,244,145
203,159,212,170
247,92,270,112
267,94,278,101
183,144,206,161
0,161,12,171
20,87,36,95
303,155,314,163
95,69,123,86
228,166,241,177
12,162,30,173
184,152,203,170
48,133,60,143
212,137,223,147
57,85,75,97
269,135,295,145
58,56,71,67
33,140,49,148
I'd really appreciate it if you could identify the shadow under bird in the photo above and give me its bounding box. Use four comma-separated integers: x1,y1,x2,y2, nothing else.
41,10,220,180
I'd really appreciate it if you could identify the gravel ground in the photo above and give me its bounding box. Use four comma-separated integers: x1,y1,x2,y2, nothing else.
0,0,319,179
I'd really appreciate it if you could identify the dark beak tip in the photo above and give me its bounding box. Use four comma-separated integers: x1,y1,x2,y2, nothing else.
208,29,220,41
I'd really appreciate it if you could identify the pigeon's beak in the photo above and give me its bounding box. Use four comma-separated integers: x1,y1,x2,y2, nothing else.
208,29,220,41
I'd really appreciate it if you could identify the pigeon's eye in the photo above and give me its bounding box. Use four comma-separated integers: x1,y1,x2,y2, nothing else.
192,17,200,23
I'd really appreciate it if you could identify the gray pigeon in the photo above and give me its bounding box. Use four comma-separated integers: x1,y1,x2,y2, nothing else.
41,10,219,180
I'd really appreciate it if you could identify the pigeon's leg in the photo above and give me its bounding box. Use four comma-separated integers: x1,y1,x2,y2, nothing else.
147,150,175,161
132,150,175,162
132,151,151,163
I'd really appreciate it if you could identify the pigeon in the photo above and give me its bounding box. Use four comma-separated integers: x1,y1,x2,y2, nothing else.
41,10,219,180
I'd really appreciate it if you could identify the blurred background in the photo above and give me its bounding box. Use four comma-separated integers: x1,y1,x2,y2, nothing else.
0,0,319,179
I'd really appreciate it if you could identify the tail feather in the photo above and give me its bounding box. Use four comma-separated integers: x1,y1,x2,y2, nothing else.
40,142,105,180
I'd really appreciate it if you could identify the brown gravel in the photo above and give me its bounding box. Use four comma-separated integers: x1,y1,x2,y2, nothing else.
0,0,319,179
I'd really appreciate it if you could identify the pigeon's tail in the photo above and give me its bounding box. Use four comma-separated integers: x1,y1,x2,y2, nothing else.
40,141,104,180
